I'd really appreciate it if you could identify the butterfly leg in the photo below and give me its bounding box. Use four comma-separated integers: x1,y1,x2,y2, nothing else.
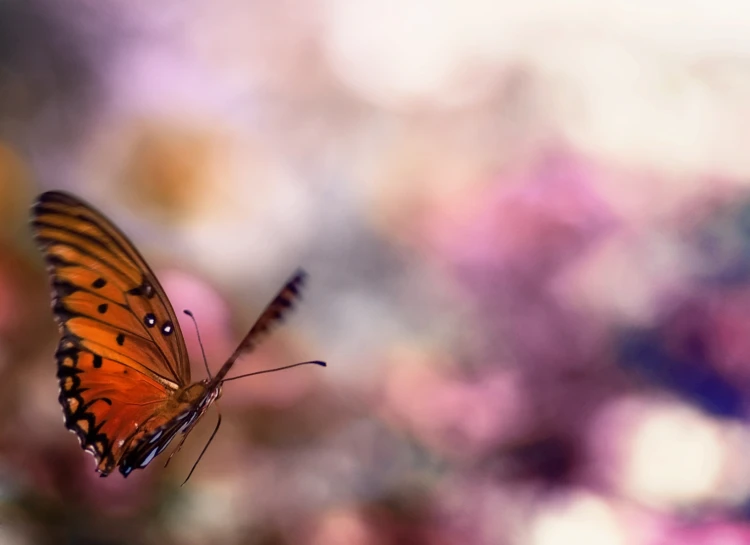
164,432,191,468
164,405,219,470
181,411,222,485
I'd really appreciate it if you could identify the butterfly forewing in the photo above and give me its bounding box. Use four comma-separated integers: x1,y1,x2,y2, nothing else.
32,191,190,385
214,269,308,381
57,341,172,474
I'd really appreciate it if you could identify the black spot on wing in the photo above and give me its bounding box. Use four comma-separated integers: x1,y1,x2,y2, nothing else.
126,280,155,299
116,333,125,346
45,253,74,268
52,279,79,297
52,299,75,322
56,341,81,367
55,347,116,476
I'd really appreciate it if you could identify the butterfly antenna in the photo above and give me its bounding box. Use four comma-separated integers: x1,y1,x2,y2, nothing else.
181,411,222,486
184,310,212,380
220,360,326,383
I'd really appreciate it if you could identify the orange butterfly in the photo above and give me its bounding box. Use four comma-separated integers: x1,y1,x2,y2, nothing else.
31,191,325,480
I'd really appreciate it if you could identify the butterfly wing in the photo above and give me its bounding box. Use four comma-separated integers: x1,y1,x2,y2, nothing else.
57,339,173,474
213,269,308,382
31,191,193,474
32,191,190,384
59,336,214,476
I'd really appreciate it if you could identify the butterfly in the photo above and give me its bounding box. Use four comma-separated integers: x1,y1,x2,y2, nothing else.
31,191,325,481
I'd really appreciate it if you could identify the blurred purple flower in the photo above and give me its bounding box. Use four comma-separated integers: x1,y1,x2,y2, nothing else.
424,152,617,374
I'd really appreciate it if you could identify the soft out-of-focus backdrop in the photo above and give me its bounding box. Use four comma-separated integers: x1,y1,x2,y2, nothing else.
4,1,750,544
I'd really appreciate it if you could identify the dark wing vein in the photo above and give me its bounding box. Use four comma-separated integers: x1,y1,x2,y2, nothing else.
32,191,190,384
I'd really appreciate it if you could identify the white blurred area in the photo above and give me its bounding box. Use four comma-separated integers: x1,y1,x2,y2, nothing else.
526,492,631,545
35,0,750,377
70,0,750,197
592,396,750,506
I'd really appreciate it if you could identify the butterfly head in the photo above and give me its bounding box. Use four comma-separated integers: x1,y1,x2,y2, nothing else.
207,379,224,402
201,381,223,408
175,380,223,424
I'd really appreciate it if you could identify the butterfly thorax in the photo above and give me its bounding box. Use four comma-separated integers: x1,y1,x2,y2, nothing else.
176,381,209,404
175,380,223,415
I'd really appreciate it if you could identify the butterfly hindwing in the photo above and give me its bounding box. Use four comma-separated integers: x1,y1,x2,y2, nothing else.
56,338,173,474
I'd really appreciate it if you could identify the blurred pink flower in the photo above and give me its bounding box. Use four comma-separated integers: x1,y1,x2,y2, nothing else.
703,286,750,382
160,268,235,379
380,353,527,459
427,151,616,278
651,520,750,545
307,509,377,545
417,152,619,376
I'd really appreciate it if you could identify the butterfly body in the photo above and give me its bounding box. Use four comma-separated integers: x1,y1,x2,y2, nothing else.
32,191,317,478
118,380,221,476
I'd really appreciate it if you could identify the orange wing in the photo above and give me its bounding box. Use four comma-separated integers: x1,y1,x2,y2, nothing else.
31,191,192,474
57,339,173,474
32,191,190,385
213,269,308,382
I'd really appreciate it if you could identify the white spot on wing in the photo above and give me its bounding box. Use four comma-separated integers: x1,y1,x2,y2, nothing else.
141,448,158,467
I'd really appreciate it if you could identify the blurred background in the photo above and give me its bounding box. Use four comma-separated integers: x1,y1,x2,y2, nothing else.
4,1,750,544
